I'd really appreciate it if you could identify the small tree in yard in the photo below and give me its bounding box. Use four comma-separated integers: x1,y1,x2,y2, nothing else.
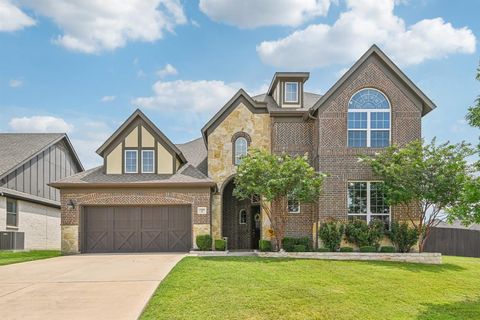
362,139,475,252
233,149,325,250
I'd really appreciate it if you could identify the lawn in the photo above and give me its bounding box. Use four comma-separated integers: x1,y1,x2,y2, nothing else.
141,256,480,320
0,250,61,266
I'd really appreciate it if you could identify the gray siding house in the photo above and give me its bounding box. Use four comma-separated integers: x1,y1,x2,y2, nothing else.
0,133,83,250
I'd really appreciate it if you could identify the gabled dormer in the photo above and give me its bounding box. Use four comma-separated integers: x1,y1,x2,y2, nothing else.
267,72,309,108
96,109,186,175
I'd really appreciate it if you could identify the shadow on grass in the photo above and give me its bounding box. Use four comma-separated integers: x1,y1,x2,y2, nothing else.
416,297,480,319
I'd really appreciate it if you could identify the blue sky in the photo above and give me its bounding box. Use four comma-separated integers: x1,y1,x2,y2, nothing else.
0,0,478,168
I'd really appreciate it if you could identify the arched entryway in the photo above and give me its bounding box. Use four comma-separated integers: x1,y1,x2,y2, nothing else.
222,178,261,250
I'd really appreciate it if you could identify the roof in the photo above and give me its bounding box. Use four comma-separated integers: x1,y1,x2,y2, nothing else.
267,72,310,96
176,137,207,175
0,187,60,208
435,220,480,231
310,44,436,116
96,109,187,163
0,133,83,179
253,92,322,113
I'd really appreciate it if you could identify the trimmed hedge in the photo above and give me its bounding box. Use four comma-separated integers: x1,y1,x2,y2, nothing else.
380,246,395,253
293,245,307,252
259,240,272,252
196,234,212,251
282,237,310,252
339,246,354,252
214,239,227,251
316,247,330,252
359,246,377,253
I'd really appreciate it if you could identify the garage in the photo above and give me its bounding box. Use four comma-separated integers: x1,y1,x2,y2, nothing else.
82,205,192,253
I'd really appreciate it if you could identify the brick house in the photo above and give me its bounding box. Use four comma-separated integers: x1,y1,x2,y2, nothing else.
52,45,435,254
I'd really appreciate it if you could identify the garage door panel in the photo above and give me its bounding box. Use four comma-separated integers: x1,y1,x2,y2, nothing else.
83,205,191,253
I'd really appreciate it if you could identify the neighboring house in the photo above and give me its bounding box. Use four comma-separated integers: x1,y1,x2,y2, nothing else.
0,133,83,250
52,45,436,254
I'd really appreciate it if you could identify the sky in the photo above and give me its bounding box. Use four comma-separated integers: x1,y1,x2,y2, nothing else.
0,0,479,169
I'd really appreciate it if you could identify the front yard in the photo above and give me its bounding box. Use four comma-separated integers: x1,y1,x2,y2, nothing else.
0,250,61,266
142,256,480,320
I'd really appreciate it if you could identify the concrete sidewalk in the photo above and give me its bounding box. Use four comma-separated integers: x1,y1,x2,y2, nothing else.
0,253,184,320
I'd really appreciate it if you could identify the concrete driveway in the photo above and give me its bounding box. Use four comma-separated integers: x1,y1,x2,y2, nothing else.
0,253,185,320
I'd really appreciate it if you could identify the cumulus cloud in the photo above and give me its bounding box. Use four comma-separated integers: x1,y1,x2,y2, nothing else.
257,0,476,68
9,79,23,88
0,0,35,31
156,64,178,78
18,0,187,53
199,0,331,29
9,116,74,133
101,95,116,102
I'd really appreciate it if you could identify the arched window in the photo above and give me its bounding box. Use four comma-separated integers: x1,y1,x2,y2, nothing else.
232,132,251,165
348,88,390,148
239,209,247,224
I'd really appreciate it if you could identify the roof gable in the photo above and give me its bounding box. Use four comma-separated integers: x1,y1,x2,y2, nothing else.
96,109,186,163
310,44,436,116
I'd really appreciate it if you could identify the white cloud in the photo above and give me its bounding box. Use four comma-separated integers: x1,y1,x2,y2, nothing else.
0,0,35,31
19,0,187,53
132,79,240,113
9,79,23,88
199,0,331,29
101,95,116,102
9,116,74,133
257,0,476,68
156,64,178,78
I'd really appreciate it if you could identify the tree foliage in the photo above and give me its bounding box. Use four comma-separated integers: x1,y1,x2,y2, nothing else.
466,64,480,129
233,149,325,250
362,139,475,251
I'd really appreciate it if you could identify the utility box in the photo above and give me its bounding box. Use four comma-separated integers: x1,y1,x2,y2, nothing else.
0,231,25,250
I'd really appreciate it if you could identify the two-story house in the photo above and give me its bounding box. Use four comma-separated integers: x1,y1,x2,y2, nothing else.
52,45,435,254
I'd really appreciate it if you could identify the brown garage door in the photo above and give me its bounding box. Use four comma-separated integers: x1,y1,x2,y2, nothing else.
83,206,191,253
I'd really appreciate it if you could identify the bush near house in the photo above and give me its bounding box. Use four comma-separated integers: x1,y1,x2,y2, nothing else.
214,239,227,251
259,240,272,252
316,247,330,252
282,237,310,252
387,221,419,253
293,245,307,252
339,246,354,252
359,246,377,252
318,221,345,252
345,219,384,248
196,235,213,251
380,246,396,253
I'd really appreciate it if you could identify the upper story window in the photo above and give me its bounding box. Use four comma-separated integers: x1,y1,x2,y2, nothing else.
232,132,251,165
284,82,299,103
287,195,300,214
142,150,155,173
125,150,138,173
347,88,390,148
6,198,18,227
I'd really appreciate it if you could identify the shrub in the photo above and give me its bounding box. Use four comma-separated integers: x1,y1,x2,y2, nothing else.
345,219,384,248
214,239,227,251
318,221,345,252
282,237,311,252
316,247,330,252
380,246,396,253
196,234,212,251
293,245,307,252
359,246,377,252
259,240,272,252
340,246,354,252
387,221,419,253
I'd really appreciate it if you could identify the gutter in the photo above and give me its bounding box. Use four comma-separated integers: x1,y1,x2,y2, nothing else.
49,181,217,189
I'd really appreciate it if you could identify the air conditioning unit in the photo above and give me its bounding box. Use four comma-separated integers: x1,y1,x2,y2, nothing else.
0,231,24,250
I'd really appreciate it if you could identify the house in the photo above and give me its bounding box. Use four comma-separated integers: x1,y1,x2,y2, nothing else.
0,133,83,250
51,45,435,254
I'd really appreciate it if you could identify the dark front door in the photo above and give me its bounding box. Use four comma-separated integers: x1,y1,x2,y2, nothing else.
83,205,191,253
251,205,261,249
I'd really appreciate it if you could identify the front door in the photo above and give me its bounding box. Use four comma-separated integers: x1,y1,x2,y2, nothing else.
251,205,261,250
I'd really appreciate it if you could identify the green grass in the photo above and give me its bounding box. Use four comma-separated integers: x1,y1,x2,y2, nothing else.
141,256,480,320
0,250,61,266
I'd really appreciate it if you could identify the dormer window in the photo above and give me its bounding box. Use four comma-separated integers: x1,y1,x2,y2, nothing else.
284,82,299,103
142,150,155,173
125,150,138,173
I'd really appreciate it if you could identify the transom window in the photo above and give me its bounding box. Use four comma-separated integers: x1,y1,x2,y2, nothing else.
348,88,390,148
234,137,248,165
284,82,299,103
347,182,390,229
6,198,18,227
288,195,300,214
239,209,247,224
125,150,138,173
142,150,155,173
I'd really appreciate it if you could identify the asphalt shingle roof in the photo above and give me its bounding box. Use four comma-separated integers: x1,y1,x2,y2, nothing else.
252,92,322,111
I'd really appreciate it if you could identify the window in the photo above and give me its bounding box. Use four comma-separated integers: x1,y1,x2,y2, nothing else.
6,198,18,227
284,82,299,103
125,150,138,173
142,150,155,173
239,209,247,224
347,182,390,229
288,195,300,214
234,137,248,165
348,88,390,148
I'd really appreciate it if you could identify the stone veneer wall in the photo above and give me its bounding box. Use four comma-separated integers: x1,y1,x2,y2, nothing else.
60,188,211,253
207,102,271,240
316,55,423,224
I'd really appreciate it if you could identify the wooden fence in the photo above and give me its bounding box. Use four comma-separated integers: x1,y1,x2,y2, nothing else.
424,227,480,258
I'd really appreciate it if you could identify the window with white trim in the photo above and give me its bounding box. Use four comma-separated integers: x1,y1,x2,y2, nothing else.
287,195,300,214
125,150,138,173
239,209,247,224
348,88,390,148
6,198,18,227
347,182,390,229
142,150,155,173
234,137,248,165
284,82,299,103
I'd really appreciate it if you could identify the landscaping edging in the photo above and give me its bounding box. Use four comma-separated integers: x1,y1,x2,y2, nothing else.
189,251,442,264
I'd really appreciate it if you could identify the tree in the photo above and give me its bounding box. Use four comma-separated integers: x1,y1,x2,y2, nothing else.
466,64,480,129
362,139,475,252
233,149,325,250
